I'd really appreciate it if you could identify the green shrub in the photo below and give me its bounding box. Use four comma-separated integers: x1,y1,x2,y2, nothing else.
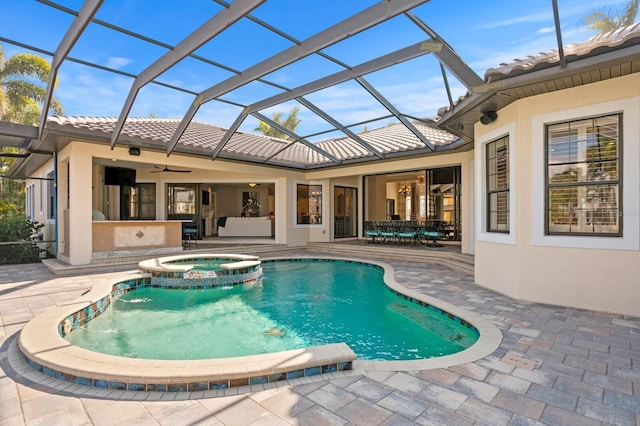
0,213,44,264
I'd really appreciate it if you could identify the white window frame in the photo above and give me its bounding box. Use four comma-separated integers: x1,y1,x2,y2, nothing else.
532,98,640,250
26,183,35,220
476,122,516,245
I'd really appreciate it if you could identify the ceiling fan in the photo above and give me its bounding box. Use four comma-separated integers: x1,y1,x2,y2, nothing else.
151,165,192,173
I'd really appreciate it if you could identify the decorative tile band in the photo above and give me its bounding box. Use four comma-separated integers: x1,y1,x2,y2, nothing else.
23,356,352,392
138,255,263,287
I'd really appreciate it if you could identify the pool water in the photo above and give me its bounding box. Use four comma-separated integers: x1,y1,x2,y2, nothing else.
66,260,478,360
164,259,227,271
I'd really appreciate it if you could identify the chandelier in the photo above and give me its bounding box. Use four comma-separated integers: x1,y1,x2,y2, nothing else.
398,183,410,196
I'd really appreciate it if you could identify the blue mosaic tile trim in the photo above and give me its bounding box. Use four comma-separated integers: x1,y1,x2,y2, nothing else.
150,269,262,289
23,350,351,392
389,288,480,336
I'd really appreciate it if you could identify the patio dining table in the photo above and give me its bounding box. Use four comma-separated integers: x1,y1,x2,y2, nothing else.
367,221,443,247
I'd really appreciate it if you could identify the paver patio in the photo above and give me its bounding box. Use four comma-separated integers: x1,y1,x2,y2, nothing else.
0,247,638,425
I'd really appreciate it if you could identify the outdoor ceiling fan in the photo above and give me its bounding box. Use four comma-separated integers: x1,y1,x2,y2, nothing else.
151,165,192,173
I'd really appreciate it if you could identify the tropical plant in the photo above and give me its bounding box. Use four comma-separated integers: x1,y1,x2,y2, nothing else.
584,0,638,33
0,44,64,125
0,213,44,264
254,106,301,140
0,43,63,217
0,167,24,216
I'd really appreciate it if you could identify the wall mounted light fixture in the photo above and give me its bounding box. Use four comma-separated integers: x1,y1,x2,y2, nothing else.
480,111,498,125
128,147,141,156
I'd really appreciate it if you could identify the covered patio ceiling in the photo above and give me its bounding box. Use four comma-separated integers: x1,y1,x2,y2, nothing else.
0,0,632,170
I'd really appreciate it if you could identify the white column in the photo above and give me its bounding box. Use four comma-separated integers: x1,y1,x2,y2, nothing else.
64,144,94,265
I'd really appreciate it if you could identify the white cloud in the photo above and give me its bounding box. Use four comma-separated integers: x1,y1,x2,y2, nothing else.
106,56,132,70
537,26,556,34
477,10,551,30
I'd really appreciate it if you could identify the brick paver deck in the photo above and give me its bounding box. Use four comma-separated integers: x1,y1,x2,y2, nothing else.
0,248,638,425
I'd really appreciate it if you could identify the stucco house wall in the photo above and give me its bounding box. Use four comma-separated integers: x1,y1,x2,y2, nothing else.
474,73,640,316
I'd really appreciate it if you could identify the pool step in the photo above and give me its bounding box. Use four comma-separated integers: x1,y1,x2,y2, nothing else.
304,242,474,274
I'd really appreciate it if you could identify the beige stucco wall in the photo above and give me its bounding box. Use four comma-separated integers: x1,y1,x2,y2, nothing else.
474,73,640,316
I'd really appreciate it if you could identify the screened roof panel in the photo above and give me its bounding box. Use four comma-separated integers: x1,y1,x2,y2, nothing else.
194,101,246,131
66,22,168,75
0,2,74,52
91,1,222,46
191,18,295,71
1,0,637,174
217,79,286,106
247,0,380,41
154,56,237,94
363,55,456,119
320,15,429,65
128,84,197,119
251,99,340,140
261,54,350,88
302,80,392,127
54,61,133,117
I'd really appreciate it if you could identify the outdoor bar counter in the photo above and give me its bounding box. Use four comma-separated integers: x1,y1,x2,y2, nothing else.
92,220,183,256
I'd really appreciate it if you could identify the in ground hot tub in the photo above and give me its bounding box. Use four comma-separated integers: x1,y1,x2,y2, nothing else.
138,253,262,288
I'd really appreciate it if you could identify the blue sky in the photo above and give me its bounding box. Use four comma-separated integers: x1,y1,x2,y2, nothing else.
1,0,634,140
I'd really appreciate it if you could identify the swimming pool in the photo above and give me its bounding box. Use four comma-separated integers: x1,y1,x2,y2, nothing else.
65,260,478,361
19,256,502,392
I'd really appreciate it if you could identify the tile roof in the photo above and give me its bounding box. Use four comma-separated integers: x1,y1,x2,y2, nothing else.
436,22,640,122
46,116,460,168
484,22,640,81
317,121,458,160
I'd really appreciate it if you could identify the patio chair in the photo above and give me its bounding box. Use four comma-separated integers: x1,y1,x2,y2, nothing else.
364,221,381,244
419,221,444,247
397,225,419,246
182,220,199,249
378,221,397,245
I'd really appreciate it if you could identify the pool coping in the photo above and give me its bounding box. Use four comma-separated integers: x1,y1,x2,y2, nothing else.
138,253,260,273
18,256,502,392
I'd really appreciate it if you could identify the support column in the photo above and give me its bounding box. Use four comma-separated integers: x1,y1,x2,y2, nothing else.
61,143,93,265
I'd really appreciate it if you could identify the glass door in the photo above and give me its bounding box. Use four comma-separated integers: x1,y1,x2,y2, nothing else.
334,186,357,238
167,183,201,238
425,166,461,240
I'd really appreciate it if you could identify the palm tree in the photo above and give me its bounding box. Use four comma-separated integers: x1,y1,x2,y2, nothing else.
254,106,301,140
0,43,64,126
0,43,64,216
584,0,638,33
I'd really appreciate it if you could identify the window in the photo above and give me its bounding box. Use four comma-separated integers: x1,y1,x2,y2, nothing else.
486,136,509,232
167,183,198,217
129,184,156,219
26,184,35,220
296,184,322,224
546,114,621,235
47,172,55,219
